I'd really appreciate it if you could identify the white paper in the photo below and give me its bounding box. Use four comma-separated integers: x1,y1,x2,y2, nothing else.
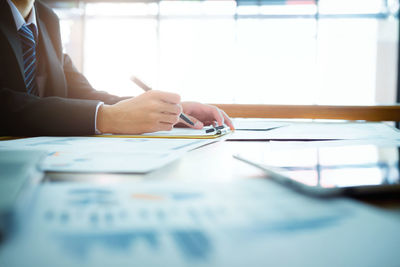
232,118,289,130
142,125,223,136
266,122,400,140
230,121,400,140
103,125,230,137
269,139,400,150
0,137,213,173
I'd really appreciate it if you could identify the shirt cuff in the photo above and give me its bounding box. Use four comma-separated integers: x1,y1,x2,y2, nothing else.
94,102,104,135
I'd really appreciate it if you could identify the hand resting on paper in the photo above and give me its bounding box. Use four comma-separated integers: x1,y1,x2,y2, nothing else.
96,91,234,134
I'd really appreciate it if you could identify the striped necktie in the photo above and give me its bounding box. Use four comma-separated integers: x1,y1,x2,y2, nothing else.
18,24,38,96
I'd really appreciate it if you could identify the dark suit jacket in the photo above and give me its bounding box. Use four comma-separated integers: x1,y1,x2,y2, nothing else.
0,0,125,136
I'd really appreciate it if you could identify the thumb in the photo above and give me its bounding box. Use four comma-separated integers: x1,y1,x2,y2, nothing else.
181,114,204,129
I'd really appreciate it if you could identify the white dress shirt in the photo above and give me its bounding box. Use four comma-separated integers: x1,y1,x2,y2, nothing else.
7,0,37,33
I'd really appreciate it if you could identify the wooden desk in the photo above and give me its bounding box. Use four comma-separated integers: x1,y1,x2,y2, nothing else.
213,104,400,121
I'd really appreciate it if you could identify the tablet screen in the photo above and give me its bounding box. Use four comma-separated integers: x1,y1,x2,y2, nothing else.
238,144,400,193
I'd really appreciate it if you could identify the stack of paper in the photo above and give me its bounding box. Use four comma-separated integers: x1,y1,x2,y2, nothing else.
229,120,400,141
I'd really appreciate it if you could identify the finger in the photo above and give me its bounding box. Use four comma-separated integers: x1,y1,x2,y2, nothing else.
221,109,235,130
180,114,204,129
157,122,174,131
202,121,216,126
158,102,182,115
209,106,224,126
158,113,180,125
151,90,181,105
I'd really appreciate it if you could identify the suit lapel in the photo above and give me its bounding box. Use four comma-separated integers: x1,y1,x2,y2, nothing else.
0,1,67,97
0,1,25,85
36,2,67,97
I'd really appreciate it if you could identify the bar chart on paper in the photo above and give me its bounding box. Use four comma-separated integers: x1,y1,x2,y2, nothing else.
1,180,400,267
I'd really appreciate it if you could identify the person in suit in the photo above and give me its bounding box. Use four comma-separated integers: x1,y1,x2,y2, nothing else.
0,0,234,136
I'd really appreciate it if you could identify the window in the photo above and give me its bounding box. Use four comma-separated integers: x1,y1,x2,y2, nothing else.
48,0,399,105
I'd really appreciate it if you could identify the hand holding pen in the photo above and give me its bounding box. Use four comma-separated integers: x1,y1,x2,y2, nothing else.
96,76,234,134
131,76,235,130
131,76,196,127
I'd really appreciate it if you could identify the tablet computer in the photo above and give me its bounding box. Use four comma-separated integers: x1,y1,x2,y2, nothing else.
234,144,400,196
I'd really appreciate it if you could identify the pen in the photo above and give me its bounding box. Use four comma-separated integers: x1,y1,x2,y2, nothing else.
131,76,195,126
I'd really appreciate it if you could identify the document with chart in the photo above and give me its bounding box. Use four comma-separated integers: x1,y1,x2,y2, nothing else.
0,137,215,173
1,180,399,267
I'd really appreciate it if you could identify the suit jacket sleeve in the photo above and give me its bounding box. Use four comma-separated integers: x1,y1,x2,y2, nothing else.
0,55,128,136
0,86,102,136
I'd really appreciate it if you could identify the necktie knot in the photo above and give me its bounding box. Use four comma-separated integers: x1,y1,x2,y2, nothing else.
18,24,36,43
